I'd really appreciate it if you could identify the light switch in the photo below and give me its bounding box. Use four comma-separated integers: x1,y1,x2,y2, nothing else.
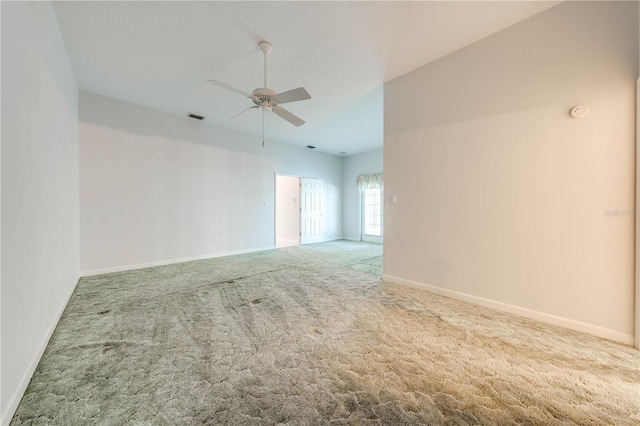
389,195,397,204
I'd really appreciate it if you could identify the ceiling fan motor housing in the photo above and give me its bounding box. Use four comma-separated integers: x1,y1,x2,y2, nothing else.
252,88,278,110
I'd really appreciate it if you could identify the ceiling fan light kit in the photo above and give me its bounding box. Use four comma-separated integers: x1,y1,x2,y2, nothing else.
207,41,311,147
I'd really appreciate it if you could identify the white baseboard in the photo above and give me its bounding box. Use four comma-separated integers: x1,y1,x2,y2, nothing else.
81,246,277,277
383,274,635,346
341,237,383,244
81,238,348,277
2,275,81,426
301,237,342,245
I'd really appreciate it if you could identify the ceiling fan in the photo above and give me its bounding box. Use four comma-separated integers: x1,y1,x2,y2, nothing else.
207,41,311,146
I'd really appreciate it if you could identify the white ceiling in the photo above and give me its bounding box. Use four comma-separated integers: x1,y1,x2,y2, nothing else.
53,1,559,156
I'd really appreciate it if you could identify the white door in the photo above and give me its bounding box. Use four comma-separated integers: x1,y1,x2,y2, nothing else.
300,178,323,244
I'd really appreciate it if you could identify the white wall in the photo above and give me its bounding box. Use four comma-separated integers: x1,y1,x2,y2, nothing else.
79,92,342,274
276,175,301,247
384,1,638,344
1,2,80,423
342,149,383,241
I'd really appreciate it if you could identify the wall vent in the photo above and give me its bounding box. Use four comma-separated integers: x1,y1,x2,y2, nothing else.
187,113,205,120
306,145,316,149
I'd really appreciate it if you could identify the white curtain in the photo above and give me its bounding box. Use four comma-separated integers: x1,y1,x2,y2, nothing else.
356,173,383,190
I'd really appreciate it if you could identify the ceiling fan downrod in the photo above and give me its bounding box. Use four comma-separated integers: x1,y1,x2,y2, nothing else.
259,41,272,147
259,41,272,89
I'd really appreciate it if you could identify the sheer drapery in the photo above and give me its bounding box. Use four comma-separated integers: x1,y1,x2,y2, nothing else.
356,173,383,190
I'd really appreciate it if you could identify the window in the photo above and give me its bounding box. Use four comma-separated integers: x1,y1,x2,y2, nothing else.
356,173,383,243
362,188,383,237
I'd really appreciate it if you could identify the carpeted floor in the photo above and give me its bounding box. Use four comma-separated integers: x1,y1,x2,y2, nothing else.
11,241,640,425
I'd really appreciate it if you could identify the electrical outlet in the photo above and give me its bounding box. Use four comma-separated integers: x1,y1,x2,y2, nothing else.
214,235,219,242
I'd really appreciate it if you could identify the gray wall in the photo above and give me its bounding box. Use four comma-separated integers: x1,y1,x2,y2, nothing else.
79,92,343,274
1,2,80,422
384,1,638,344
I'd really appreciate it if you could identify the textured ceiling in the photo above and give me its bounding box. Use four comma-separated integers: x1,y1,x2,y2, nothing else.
53,1,559,156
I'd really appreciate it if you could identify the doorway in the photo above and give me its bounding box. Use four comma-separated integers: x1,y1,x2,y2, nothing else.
275,175,300,248
275,174,324,247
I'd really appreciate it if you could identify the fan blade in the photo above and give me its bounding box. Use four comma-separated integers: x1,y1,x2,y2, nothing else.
230,106,258,120
207,80,252,98
274,87,311,104
273,107,305,127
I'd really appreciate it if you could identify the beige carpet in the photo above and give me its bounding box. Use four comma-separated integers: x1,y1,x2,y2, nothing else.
11,241,640,425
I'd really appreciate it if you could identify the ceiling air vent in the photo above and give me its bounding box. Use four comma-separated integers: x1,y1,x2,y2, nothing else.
187,113,205,120
306,145,316,149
